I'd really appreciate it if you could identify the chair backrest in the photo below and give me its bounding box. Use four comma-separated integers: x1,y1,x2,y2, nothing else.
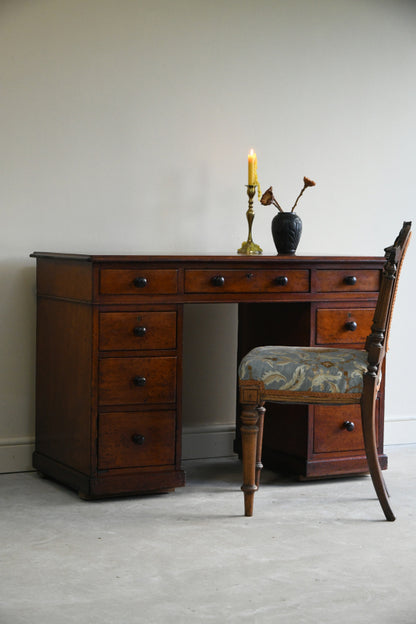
365,221,412,376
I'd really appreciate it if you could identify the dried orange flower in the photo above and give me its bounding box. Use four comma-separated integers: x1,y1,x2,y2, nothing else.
260,186,283,212
260,187,274,205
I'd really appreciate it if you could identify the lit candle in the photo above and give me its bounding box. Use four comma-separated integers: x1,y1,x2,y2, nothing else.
248,149,256,186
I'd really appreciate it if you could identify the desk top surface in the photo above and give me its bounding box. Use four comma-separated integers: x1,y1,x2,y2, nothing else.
31,252,385,265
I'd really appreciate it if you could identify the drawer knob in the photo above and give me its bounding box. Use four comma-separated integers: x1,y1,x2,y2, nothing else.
211,275,225,287
274,276,288,286
132,433,145,445
345,321,357,331
344,276,357,286
133,277,148,288
343,421,355,432
133,326,147,337
133,376,146,387
246,273,254,279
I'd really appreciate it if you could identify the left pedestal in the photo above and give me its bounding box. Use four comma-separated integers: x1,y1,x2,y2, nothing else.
32,254,185,498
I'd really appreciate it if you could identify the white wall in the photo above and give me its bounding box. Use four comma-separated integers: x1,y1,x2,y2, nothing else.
1,0,415,470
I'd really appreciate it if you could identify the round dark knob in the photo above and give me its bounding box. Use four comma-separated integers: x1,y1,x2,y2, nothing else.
132,434,145,445
345,321,357,331
274,276,288,286
133,277,148,288
344,276,357,286
246,273,254,279
343,421,355,432
133,326,147,337
133,376,146,387
211,275,225,287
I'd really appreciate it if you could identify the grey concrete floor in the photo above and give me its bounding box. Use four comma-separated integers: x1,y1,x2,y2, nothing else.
1,445,415,624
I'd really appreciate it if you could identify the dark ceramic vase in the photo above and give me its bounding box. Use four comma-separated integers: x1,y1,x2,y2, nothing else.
271,212,302,255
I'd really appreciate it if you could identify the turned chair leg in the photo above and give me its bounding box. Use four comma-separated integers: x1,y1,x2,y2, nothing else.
361,379,395,521
240,404,262,517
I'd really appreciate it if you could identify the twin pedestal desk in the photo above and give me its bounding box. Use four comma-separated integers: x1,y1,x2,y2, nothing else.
31,252,387,499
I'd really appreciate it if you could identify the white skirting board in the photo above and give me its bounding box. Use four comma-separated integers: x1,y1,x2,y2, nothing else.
384,415,416,446
0,437,35,473
0,418,415,472
182,425,237,460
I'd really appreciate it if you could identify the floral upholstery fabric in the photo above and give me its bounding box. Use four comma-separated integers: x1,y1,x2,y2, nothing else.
239,346,369,394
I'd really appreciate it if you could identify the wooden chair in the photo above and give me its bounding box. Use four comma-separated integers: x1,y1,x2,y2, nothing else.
238,222,411,521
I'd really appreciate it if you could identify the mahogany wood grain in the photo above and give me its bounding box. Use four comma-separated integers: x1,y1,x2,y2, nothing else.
315,308,374,344
99,357,177,405
314,404,370,454
100,269,178,295
98,411,176,469
315,269,380,292
35,298,93,474
184,269,309,293
36,257,93,301
99,311,177,351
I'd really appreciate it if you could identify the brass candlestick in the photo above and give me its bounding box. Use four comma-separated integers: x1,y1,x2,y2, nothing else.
237,185,263,255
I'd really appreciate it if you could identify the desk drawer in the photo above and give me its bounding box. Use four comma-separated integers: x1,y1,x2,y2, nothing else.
314,405,364,454
100,269,178,295
99,357,176,405
316,307,374,344
98,410,176,469
99,311,177,351
184,269,309,293
315,269,380,292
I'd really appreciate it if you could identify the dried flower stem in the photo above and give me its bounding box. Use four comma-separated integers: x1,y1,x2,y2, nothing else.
273,198,284,212
290,177,316,213
290,184,307,213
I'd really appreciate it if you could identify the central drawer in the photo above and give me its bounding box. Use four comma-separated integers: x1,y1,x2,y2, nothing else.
99,356,177,405
184,269,309,293
98,410,176,469
99,311,177,351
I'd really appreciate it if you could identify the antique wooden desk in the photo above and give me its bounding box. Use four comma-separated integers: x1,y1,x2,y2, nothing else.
31,252,386,498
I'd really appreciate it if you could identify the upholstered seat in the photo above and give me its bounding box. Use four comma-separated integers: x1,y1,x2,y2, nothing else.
238,222,411,521
239,346,370,398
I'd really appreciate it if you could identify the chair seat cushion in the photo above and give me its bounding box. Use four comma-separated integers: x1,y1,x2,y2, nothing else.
239,346,369,395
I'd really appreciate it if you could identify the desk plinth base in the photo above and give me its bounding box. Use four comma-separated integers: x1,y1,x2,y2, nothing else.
260,447,388,480
33,452,185,499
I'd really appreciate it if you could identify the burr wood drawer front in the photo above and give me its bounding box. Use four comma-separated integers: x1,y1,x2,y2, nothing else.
99,357,177,405
98,411,176,469
315,307,374,344
99,269,178,295
315,269,380,292
184,269,309,293
99,311,177,351
313,405,365,454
